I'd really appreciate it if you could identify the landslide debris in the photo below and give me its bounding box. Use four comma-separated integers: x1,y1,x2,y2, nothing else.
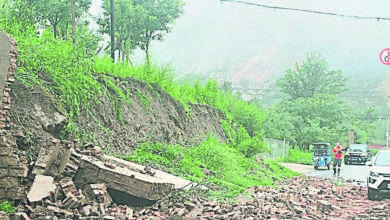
3,174,390,219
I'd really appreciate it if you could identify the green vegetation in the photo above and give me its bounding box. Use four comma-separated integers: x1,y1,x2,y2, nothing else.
0,201,17,213
277,54,346,100
0,1,288,200
124,137,297,198
278,148,312,165
99,0,184,63
94,56,268,157
264,54,379,149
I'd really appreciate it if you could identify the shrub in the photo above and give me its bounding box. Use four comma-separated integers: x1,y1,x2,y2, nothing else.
278,147,312,165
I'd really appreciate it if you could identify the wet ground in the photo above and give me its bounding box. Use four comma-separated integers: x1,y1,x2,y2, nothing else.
281,162,370,185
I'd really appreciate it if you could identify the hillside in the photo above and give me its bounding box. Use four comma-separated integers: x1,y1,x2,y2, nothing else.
10,76,227,155
0,22,299,210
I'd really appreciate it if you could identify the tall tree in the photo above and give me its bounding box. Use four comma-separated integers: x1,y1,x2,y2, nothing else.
110,0,115,61
31,0,91,39
277,54,346,100
0,0,9,23
277,94,348,149
105,0,144,62
71,0,76,44
265,55,352,148
5,0,40,27
99,0,184,64
135,0,184,65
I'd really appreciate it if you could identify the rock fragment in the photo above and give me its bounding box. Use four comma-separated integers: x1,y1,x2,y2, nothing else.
27,175,56,203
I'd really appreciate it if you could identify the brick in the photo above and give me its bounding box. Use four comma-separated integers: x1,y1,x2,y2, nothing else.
0,169,7,178
0,155,19,166
9,166,28,177
0,177,18,188
2,104,10,110
0,147,11,155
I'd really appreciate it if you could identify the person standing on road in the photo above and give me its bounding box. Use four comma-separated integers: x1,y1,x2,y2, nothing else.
332,143,344,176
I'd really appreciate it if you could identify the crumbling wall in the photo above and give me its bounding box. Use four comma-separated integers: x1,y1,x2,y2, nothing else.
0,29,8,94
0,30,27,201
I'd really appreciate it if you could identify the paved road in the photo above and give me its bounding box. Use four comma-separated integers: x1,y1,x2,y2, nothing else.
281,162,370,185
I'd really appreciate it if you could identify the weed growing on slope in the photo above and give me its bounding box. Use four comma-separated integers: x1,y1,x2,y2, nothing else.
124,137,297,198
2,21,270,164
0,201,17,213
94,56,268,157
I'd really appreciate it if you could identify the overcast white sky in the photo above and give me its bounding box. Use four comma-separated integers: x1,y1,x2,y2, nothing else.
89,0,390,88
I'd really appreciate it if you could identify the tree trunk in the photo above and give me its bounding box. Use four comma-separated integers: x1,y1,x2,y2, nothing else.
118,47,121,62
53,24,57,39
62,22,69,40
145,40,150,66
71,0,76,45
110,0,115,62
122,46,125,62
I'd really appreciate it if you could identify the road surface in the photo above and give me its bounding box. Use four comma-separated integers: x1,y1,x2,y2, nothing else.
281,162,370,185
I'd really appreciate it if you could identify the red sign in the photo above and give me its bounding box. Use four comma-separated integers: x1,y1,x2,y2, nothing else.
380,48,390,65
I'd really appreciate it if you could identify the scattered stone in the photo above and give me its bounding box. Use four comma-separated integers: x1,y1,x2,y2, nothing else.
84,183,112,206
27,175,56,203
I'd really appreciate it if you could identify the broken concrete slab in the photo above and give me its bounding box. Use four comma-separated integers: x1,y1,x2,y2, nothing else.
103,154,193,190
27,175,56,203
74,151,193,201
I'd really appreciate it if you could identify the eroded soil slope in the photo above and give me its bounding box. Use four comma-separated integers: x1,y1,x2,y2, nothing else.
9,76,227,155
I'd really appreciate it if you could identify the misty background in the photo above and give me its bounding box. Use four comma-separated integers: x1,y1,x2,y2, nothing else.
90,0,390,110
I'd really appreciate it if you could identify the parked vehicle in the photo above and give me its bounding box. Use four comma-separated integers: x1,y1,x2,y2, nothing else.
344,144,371,165
312,143,332,170
367,150,390,200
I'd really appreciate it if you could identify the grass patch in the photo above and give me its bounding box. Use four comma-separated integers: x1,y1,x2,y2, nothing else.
123,137,298,198
0,201,17,213
278,147,312,165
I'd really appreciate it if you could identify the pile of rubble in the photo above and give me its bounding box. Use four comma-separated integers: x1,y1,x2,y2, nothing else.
12,174,386,219
2,147,390,220
0,139,190,220
2,142,134,220
127,176,390,219
0,33,389,219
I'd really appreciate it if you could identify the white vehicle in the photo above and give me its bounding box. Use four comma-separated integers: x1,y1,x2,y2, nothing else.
367,150,390,200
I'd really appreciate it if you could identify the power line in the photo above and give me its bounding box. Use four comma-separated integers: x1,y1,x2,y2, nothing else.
229,87,390,96
220,0,390,21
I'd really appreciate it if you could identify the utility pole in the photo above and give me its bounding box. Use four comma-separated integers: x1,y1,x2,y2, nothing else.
348,129,354,147
110,0,115,62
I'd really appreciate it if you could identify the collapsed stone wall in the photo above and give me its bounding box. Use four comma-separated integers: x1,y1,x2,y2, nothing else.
0,32,27,201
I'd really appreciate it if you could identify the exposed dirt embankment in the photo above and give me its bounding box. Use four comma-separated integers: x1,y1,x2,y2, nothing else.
9,75,227,155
